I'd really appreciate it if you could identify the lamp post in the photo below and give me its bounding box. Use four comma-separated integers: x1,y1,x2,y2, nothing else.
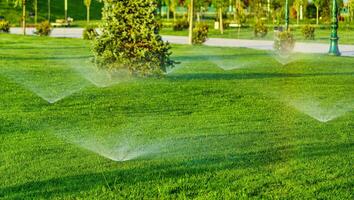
328,0,341,56
285,0,289,31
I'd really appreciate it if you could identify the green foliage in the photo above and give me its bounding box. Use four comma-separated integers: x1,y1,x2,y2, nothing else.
254,21,268,38
192,23,209,45
0,20,11,33
93,0,175,76
274,31,295,53
172,20,189,31
302,25,315,40
35,21,52,36
83,25,98,40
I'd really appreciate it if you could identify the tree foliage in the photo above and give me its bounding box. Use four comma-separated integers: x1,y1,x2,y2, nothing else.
93,0,175,76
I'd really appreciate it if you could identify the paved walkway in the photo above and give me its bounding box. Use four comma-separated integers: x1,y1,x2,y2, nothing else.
9,28,354,57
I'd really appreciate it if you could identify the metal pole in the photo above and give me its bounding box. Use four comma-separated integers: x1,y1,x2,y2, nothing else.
328,0,341,56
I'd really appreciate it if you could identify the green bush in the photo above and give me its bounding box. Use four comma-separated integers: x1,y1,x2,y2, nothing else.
83,26,98,40
254,21,268,38
172,20,189,31
302,25,315,40
35,21,52,36
274,31,295,54
192,23,209,45
93,0,175,76
0,20,11,33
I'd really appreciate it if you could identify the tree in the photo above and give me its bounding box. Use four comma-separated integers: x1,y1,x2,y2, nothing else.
64,0,68,20
312,0,323,24
84,0,91,23
13,0,26,35
293,0,307,24
293,0,301,24
93,0,175,76
33,0,37,25
213,0,228,34
162,0,179,21
48,0,51,21
349,0,354,22
188,0,193,44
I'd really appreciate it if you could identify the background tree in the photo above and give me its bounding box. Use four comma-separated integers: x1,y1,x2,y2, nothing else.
84,0,91,23
213,0,228,34
12,0,26,35
48,0,51,21
293,0,301,24
33,0,37,25
349,0,354,22
188,0,193,44
312,0,323,24
195,0,211,22
93,0,174,76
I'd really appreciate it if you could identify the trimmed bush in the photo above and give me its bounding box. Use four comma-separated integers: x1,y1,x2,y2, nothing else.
172,20,189,31
192,23,209,45
254,21,268,38
302,25,315,40
83,26,98,40
0,20,10,33
93,0,175,76
35,21,52,36
274,31,295,54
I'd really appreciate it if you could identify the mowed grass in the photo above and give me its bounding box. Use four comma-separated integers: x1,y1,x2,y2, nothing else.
0,34,353,199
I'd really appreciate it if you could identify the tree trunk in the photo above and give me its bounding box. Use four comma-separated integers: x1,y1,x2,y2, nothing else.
64,0,68,20
87,5,90,23
34,0,37,25
167,6,170,20
234,0,237,21
22,0,26,35
267,0,270,18
173,11,176,21
197,12,200,22
316,6,319,25
297,8,299,24
219,8,224,34
48,0,51,21
188,0,194,45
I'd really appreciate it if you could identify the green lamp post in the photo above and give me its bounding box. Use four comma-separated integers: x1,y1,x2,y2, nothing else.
329,0,341,56
285,0,289,30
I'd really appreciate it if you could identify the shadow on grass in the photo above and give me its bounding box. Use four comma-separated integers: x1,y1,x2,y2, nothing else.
0,142,351,198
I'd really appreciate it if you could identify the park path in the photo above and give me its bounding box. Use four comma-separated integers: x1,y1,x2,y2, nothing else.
9,27,354,57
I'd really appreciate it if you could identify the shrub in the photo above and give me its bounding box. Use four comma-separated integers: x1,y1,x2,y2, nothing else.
83,26,98,40
192,23,209,45
302,25,315,40
35,21,52,36
172,20,189,31
274,31,295,54
0,20,10,33
93,0,175,76
254,21,268,38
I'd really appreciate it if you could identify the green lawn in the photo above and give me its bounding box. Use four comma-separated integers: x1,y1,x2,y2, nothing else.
0,34,353,199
